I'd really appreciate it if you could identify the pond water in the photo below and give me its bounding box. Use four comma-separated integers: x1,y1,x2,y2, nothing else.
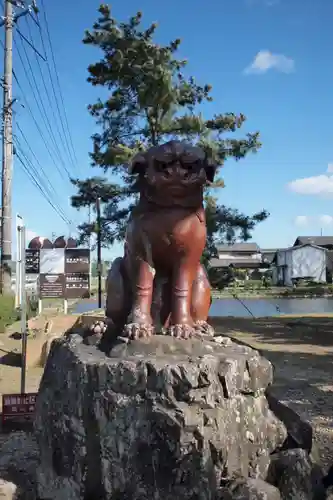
210,297,333,317
73,297,333,317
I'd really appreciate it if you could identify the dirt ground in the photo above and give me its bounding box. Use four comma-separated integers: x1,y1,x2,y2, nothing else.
210,316,333,471
0,314,79,410
1,315,333,470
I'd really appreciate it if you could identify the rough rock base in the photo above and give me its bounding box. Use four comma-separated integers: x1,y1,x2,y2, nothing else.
34,333,326,500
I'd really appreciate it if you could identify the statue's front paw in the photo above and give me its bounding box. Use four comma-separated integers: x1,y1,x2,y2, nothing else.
194,320,215,336
83,320,107,345
122,322,154,340
164,324,195,339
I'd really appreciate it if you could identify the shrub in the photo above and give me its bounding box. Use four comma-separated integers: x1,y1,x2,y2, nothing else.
0,294,20,333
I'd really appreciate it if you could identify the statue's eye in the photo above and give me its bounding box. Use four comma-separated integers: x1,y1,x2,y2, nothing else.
154,160,167,171
185,160,199,172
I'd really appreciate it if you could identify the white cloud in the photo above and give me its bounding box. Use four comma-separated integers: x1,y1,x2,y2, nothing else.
319,215,333,226
327,164,333,173
294,215,333,227
287,173,333,197
294,216,309,226
244,50,295,74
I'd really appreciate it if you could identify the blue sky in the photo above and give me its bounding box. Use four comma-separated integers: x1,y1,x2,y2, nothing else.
5,0,333,259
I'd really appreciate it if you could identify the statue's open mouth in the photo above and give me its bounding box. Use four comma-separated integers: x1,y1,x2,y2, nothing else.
167,184,185,193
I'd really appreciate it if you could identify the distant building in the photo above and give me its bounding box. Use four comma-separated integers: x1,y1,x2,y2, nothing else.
260,248,278,267
293,236,333,250
272,243,327,286
209,242,263,269
293,236,333,283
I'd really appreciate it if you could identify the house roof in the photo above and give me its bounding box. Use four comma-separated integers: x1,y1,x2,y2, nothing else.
209,257,262,269
216,242,260,253
277,243,327,253
261,249,278,264
294,236,333,247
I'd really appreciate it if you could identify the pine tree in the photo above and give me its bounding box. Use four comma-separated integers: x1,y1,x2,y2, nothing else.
71,4,269,257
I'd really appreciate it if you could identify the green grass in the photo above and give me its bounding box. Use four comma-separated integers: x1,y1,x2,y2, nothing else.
212,284,333,299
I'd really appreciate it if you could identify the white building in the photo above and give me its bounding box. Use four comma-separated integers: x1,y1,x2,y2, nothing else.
210,242,263,270
272,243,327,286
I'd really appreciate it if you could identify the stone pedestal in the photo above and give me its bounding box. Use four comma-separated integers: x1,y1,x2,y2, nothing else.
34,334,324,500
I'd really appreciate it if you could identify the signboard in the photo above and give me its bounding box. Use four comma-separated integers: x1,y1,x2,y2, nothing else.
40,248,65,274
65,248,90,274
26,246,91,300
25,249,40,274
65,273,90,299
39,273,65,298
2,393,37,426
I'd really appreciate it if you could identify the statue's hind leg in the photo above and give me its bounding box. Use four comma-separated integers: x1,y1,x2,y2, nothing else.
101,257,132,346
191,264,214,336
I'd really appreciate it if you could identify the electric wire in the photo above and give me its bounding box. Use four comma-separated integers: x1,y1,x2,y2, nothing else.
6,50,70,181
2,125,72,226
15,120,57,199
36,0,79,174
14,31,72,178
14,133,70,221
22,15,76,177
14,143,71,225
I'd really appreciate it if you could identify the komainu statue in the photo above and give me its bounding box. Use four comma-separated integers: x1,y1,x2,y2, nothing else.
104,140,216,342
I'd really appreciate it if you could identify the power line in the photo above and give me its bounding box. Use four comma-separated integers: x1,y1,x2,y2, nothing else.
36,0,79,175
2,37,70,182
16,25,45,60
14,134,69,220
23,15,75,176
14,139,71,224
15,120,58,199
14,30,72,178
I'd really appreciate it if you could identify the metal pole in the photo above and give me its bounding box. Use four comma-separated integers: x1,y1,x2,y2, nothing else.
1,0,14,295
96,197,102,308
20,224,27,394
15,215,21,308
88,205,92,295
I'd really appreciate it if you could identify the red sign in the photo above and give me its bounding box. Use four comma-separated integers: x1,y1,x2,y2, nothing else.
2,393,37,425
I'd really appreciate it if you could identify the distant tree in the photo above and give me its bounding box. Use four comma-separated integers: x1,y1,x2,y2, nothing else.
91,259,112,277
71,5,269,259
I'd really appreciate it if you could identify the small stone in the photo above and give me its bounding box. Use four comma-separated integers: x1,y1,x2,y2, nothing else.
0,432,39,500
267,448,325,500
93,324,102,334
218,477,281,499
266,390,313,453
0,479,17,500
214,335,232,346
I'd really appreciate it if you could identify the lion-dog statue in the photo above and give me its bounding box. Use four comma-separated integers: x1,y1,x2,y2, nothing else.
104,140,217,343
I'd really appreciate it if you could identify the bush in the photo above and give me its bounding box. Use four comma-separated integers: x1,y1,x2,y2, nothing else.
243,280,262,290
0,293,40,334
0,294,20,333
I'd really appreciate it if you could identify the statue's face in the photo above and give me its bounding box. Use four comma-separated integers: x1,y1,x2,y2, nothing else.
130,141,216,197
145,156,207,194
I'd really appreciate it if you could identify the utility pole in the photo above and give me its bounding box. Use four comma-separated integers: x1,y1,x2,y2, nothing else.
0,0,38,295
1,0,14,295
96,197,102,308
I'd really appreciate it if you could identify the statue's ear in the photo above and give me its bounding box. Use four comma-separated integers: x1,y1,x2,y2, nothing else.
205,158,217,183
129,153,147,175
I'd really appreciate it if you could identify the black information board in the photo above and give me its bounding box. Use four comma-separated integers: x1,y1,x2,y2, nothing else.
25,249,40,274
